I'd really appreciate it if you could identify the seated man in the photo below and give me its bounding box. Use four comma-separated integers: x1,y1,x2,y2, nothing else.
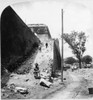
33,63,40,79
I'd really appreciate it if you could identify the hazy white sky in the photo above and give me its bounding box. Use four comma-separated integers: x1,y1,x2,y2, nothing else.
0,0,93,58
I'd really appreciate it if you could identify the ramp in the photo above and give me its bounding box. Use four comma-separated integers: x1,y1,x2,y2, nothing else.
1,6,40,72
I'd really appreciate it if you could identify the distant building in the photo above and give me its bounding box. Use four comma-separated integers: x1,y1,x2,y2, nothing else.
27,24,51,38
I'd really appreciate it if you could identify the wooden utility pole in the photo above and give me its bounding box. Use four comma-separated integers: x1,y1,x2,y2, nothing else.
61,9,64,82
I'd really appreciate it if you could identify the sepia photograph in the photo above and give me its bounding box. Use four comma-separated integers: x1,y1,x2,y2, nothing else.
0,0,93,99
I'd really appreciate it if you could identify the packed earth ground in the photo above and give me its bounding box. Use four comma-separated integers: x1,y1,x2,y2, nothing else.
1,34,93,99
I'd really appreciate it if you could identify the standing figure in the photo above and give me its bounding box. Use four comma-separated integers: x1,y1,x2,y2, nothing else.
45,43,48,48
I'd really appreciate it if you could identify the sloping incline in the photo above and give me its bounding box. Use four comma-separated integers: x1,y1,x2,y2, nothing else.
1,6,40,73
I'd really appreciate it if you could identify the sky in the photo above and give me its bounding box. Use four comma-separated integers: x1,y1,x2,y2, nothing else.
0,0,93,58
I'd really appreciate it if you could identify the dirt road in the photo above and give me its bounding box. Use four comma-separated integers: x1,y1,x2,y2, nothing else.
47,71,93,99
2,34,93,99
47,72,80,99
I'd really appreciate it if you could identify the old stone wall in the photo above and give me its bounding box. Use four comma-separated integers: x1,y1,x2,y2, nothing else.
1,6,40,72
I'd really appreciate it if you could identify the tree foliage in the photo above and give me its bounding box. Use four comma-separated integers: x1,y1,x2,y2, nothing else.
63,31,87,68
65,57,77,65
82,55,92,64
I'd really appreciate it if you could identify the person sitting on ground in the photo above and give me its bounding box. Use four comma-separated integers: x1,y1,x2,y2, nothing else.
33,63,40,79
